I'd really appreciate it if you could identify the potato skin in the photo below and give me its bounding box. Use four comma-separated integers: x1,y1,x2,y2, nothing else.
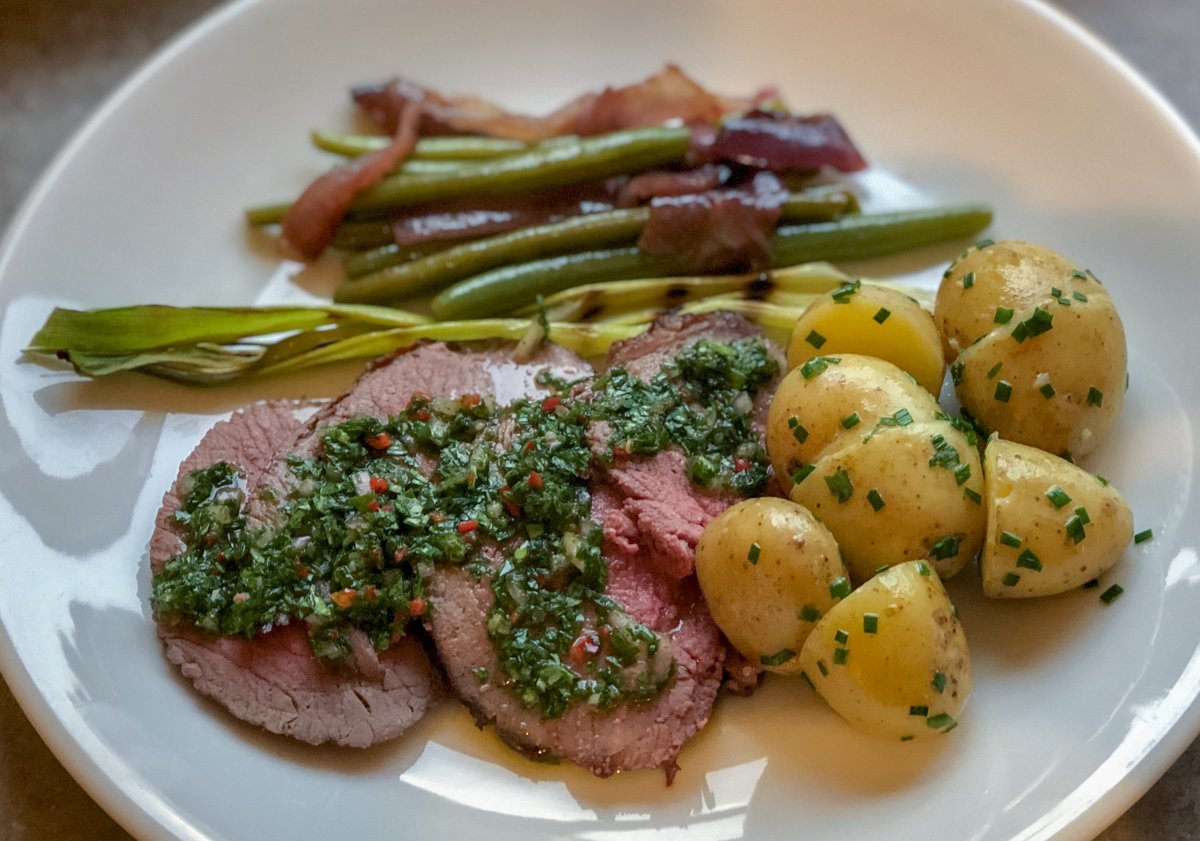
935,240,1126,459
766,354,940,494
981,437,1133,597
789,421,985,582
786,284,946,395
799,561,972,740
695,498,848,674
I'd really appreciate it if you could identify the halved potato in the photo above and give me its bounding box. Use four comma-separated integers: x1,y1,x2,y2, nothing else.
766,354,940,493
799,561,972,740
695,498,848,674
787,283,945,395
788,420,985,582
981,437,1133,597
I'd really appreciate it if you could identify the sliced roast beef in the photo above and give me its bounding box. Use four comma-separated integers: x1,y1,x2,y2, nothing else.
595,311,783,579
154,341,591,748
151,401,440,748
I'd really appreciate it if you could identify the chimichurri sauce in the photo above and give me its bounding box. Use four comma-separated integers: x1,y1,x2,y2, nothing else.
152,337,778,717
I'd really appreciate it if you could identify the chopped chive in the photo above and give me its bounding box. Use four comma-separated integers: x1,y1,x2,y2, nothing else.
1134,529,1154,544
909,705,929,717
1050,286,1062,298
1026,307,1054,336
867,489,886,511
1045,486,1071,509
791,421,809,443
931,535,961,560
825,468,853,503
830,279,862,303
1040,382,1056,399
1073,291,1088,302
805,329,827,349
900,735,915,742
1003,572,1021,587
1016,549,1043,571
800,671,815,690
1096,475,1109,486
801,356,840,379
841,412,861,430
894,408,914,427
926,713,956,730
964,487,982,505
1072,269,1088,280
863,613,879,634
994,380,1012,402
950,361,965,386
1074,506,1091,525
932,671,947,694
917,561,932,577
987,361,1003,379
816,659,829,677
1082,578,1100,590
799,604,821,622
1011,322,1029,343
830,577,851,600
993,306,1014,324
976,238,995,248
999,531,1022,548
791,464,815,484
834,629,849,644
873,307,891,324
832,647,850,665
954,463,971,486
747,542,761,565
760,648,797,667
1087,387,1104,407
1100,584,1124,604
874,564,891,576
962,271,975,289
1065,515,1087,544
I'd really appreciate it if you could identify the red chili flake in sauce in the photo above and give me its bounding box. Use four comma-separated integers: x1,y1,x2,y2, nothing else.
569,631,601,665
528,471,544,489
363,585,378,600
734,458,751,472
365,433,392,450
295,564,310,579
541,395,561,412
429,512,445,524
408,598,427,617
369,476,389,493
461,393,482,408
331,589,358,609
457,519,478,534
413,408,431,422
393,548,407,563
367,499,380,513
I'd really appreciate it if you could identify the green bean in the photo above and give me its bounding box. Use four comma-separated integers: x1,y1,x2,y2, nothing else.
336,209,649,301
331,221,396,251
312,130,532,159
339,187,859,291
430,205,992,320
244,126,692,225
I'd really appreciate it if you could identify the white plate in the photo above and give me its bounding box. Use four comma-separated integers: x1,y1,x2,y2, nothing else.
2,0,1199,839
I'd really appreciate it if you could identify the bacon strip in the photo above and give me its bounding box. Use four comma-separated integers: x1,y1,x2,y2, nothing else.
637,171,789,273
352,65,769,141
281,101,422,259
693,113,868,173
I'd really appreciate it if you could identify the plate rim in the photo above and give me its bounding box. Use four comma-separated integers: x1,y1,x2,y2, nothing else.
1,1,1198,840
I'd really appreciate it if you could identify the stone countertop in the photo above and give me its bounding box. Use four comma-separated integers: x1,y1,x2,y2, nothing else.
0,0,1196,838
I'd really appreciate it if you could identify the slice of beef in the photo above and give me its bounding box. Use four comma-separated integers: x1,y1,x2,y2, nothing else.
154,342,591,748
425,315,779,776
151,401,439,748
427,484,725,777
596,311,783,579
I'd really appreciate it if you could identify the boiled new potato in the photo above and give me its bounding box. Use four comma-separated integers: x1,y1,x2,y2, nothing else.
789,420,985,581
935,240,1126,459
695,498,849,674
787,282,945,395
981,437,1133,597
766,354,940,493
799,561,972,740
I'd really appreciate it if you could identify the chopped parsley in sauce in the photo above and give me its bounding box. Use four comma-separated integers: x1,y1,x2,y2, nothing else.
152,337,778,718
